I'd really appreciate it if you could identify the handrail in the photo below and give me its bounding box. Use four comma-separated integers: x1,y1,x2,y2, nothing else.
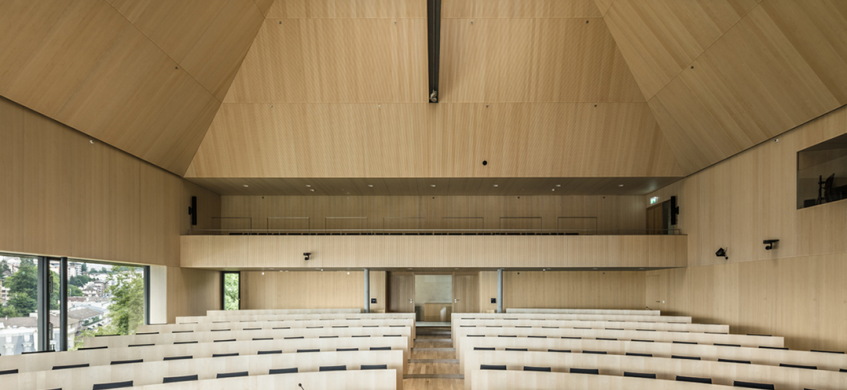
186,228,682,236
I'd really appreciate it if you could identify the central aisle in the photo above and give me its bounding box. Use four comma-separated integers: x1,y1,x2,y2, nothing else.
403,325,463,390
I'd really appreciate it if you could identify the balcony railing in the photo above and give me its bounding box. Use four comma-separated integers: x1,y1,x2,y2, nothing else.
186,228,682,236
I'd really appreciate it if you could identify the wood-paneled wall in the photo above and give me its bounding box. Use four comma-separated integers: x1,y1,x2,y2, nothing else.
645,100,847,351
0,0,266,174
220,195,646,231
604,0,847,174
0,96,221,267
478,271,646,311
240,271,386,312
166,266,222,324
180,235,688,269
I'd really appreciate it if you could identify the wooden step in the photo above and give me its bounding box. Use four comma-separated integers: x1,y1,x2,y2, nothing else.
408,359,459,363
412,347,455,351
404,374,464,379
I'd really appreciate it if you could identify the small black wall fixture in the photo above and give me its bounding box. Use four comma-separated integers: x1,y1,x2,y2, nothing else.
188,196,197,226
763,239,780,250
716,248,728,260
304,252,311,261
427,0,442,103
670,196,680,225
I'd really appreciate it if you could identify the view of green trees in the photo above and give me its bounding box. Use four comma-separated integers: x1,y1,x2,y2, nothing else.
72,267,144,350
224,272,240,311
0,259,86,318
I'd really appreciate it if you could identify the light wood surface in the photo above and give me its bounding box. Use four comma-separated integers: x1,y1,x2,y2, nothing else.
604,0,847,173
643,104,847,352
472,366,724,390
0,1,264,174
423,303,452,322
217,195,648,230
459,319,728,334
466,350,847,390
180,235,688,269
188,0,684,179
453,273,480,313
388,273,415,313
239,271,387,312
206,308,363,316
506,309,659,315
137,318,412,334
176,313,415,324
460,336,847,373
83,328,412,349
136,370,396,390
450,313,694,339
4,351,403,390
0,336,408,374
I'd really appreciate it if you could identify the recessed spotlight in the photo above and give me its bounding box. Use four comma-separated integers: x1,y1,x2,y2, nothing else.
368,184,373,187
310,189,315,192
347,272,350,275
618,184,624,187
430,184,436,188
552,189,556,192
408,268,413,270
493,184,498,187
243,184,249,187
89,140,95,145
321,269,324,271
306,185,311,187
261,271,264,275
556,184,561,187
592,268,598,270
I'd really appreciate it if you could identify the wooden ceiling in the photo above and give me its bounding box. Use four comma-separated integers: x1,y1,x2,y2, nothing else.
187,0,684,180
185,177,681,196
0,0,266,175
601,0,847,174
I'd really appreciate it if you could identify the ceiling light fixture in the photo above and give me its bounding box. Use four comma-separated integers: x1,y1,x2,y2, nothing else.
430,184,436,187
305,185,311,187
368,184,373,187
243,184,249,187
618,184,624,187
310,189,315,192
556,184,561,187
493,184,498,187
552,189,556,192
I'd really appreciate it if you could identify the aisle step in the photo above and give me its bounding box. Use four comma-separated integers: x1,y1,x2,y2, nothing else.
412,347,455,351
404,374,464,379
415,338,452,342
409,359,459,363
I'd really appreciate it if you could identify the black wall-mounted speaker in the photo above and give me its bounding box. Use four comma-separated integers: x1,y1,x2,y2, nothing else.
670,196,680,225
188,196,197,226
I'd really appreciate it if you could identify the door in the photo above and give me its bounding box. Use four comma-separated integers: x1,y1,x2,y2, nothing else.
646,200,670,234
452,272,479,313
645,273,667,311
387,272,415,313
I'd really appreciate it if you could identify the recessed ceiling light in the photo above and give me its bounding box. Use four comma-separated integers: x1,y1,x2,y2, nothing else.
618,184,624,187
593,268,598,270
347,272,350,275
552,189,556,192
368,184,373,188
321,269,324,271
243,184,249,187
493,184,498,187
261,271,264,275
306,185,311,187
556,184,561,187
430,184,436,188
310,189,315,192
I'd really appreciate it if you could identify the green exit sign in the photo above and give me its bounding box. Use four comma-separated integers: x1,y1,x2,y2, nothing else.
650,196,659,205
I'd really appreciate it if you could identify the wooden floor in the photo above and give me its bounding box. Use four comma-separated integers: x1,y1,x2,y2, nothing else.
404,327,463,390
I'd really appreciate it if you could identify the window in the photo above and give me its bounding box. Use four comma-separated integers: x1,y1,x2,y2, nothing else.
0,255,41,355
797,133,847,209
67,261,145,350
223,272,240,311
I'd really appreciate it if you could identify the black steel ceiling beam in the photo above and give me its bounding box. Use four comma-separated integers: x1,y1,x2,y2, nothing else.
427,0,441,103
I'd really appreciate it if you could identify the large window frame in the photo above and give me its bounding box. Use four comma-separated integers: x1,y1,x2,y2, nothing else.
0,253,149,354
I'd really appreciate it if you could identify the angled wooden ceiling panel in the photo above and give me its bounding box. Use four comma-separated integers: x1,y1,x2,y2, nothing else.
592,0,614,16
602,0,847,174
439,17,644,103
253,0,275,16
188,102,683,178
603,0,761,100
107,0,266,100
0,0,266,175
224,17,427,103
443,0,602,19
190,0,684,180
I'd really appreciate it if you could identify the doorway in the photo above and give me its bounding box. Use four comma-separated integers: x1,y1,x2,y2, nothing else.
414,275,452,323
646,200,672,234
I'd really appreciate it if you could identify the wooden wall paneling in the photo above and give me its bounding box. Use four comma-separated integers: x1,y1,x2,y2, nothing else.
253,0,275,16
268,0,426,19
478,271,498,312
504,271,646,310
181,235,687,269
166,266,222,324
369,270,387,312
387,272,415,313
0,97,25,252
592,0,613,16
242,271,366,310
